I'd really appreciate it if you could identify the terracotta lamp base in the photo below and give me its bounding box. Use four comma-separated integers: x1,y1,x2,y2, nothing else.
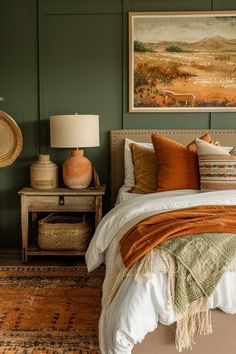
63,149,92,189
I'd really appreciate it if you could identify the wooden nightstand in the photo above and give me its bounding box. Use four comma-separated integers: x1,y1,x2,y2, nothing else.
18,186,105,262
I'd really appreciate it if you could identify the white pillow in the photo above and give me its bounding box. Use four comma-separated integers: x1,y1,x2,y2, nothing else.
230,146,236,155
222,146,234,153
213,141,233,153
195,138,230,156
124,138,153,187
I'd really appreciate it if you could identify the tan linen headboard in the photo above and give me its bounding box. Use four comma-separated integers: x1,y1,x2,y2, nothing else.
110,129,236,206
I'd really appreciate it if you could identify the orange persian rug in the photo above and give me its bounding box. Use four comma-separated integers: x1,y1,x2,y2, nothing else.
0,265,104,353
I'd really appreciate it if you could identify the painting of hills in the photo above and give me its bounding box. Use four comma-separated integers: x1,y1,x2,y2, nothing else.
129,12,236,111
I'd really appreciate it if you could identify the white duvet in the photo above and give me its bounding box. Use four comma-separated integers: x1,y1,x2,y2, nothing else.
86,190,236,354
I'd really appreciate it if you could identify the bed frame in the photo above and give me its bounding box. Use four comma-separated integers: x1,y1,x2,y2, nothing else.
110,129,236,354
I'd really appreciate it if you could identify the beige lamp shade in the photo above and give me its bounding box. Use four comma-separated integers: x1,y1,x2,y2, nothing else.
50,114,99,148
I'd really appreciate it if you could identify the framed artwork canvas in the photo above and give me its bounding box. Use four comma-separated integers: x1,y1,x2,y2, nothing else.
129,11,236,112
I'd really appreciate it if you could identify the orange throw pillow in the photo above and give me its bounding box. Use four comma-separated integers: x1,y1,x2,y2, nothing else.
151,133,212,192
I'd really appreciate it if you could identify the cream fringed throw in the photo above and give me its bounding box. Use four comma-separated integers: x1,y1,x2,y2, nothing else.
160,233,236,351
103,233,236,352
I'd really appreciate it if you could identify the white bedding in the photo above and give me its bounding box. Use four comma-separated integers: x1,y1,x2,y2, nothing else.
115,185,139,205
86,190,236,354
115,185,199,205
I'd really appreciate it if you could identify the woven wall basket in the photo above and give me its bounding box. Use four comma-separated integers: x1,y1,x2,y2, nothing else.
0,111,23,167
38,213,91,251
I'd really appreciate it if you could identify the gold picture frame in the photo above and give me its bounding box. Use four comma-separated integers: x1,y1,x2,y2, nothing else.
129,11,236,112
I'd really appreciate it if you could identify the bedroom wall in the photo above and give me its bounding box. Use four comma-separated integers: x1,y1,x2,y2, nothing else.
0,0,236,247
0,0,38,247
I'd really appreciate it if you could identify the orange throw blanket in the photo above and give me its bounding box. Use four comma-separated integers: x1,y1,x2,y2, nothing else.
120,205,236,269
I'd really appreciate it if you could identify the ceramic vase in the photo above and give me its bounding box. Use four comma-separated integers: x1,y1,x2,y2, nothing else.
63,149,92,189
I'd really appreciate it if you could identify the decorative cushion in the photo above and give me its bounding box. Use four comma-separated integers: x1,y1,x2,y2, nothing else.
129,144,157,194
195,138,236,192
186,133,212,152
124,138,152,187
211,140,234,153
230,146,236,155
151,133,212,192
221,146,234,153
195,138,228,156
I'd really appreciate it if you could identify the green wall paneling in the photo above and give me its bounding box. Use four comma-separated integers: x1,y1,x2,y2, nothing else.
0,210,21,248
38,1,123,205
41,0,122,14
1,0,236,247
0,0,33,22
122,0,212,13
0,0,38,247
210,113,236,128
123,113,211,129
213,0,236,10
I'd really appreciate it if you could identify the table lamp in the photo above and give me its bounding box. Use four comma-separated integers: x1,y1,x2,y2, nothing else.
50,114,99,189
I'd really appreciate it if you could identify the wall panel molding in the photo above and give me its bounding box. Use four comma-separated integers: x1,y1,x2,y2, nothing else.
1,0,236,247
38,2,123,203
38,0,122,14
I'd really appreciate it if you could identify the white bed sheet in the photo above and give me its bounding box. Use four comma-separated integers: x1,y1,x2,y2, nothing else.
115,186,200,205
115,185,139,205
86,190,236,354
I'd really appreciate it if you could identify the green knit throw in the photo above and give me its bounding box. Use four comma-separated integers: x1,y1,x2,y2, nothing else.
159,233,236,314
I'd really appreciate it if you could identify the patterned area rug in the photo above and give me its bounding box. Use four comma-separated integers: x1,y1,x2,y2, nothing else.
0,265,104,353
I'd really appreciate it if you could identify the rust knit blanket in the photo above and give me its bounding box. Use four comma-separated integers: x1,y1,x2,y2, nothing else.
120,205,236,269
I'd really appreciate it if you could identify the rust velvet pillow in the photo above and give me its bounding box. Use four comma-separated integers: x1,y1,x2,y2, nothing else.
151,133,212,192
129,143,157,194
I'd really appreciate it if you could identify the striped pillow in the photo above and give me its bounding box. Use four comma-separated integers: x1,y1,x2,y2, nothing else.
195,139,236,191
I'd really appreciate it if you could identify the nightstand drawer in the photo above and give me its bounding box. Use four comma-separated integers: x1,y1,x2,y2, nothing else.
28,195,95,211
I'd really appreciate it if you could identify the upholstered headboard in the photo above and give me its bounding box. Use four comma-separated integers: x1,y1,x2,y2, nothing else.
110,129,236,206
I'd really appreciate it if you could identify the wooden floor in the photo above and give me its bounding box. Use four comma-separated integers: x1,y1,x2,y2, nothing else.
0,248,87,266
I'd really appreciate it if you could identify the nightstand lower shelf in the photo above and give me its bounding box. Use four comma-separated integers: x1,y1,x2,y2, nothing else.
18,186,105,262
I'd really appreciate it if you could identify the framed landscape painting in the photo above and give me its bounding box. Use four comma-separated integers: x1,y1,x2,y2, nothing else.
129,11,236,112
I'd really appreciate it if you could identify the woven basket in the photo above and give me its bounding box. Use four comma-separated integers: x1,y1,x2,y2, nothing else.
0,111,23,167
38,213,91,251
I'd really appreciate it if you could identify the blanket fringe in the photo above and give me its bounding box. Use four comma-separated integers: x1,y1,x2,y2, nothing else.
103,248,166,308
130,249,166,279
103,245,236,309
161,249,213,352
176,298,212,352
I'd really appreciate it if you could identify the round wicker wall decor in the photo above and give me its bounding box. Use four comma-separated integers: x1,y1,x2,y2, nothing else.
0,111,23,167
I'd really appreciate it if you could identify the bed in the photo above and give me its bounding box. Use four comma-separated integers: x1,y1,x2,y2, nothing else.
87,129,236,354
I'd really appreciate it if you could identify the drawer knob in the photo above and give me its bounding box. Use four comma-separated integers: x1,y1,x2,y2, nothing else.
59,196,64,205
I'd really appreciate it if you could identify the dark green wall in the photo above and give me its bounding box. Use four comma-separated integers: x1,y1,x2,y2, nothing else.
0,0,38,247
1,0,236,247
